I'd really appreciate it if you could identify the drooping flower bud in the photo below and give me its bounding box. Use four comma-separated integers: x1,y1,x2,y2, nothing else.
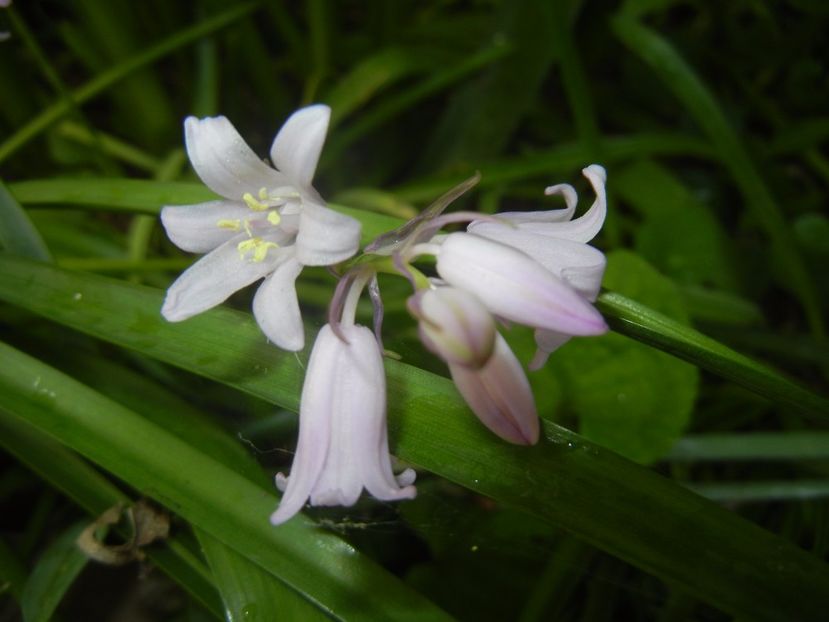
408,286,496,369
449,333,539,445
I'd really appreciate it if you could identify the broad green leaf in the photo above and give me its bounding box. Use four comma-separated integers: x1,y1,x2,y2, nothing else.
614,160,736,289
596,291,829,418
0,342,452,622
21,523,87,622
62,352,326,620
1,257,828,620
612,15,824,336
0,412,224,618
199,533,329,622
550,251,697,463
0,182,51,262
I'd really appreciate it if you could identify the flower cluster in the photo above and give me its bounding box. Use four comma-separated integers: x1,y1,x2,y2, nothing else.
392,165,608,445
161,106,609,525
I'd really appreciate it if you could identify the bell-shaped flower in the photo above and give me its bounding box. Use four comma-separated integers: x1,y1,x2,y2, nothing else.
466,165,609,369
467,164,607,301
160,105,361,351
448,333,539,445
435,232,607,337
270,323,417,525
407,286,495,369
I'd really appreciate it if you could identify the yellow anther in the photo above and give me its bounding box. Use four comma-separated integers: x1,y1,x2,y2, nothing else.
243,192,268,211
267,210,281,226
252,240,278,262
258,187,269,200
237,238,258,257
217,219,241,231
237,237,279,262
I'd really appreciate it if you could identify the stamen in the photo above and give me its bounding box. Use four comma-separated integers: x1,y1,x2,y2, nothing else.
243,192,268,211
253,241,278,262
217,219,241,231
237,237,278,262
267,210,281,226
237,238,258,257
258,187,269,200
243,219,253,237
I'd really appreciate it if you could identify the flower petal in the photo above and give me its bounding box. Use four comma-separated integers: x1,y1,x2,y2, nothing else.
185,116,286,200
161,234,281,322
516,164,607,243
161,200,252,253
469,226,606,301
436,233,607,336
252,255,305,351
470,183,577,229
269,104,331,189
449,333,539,445
409,287,496,368
294,202,361,266
310,325,395,505
270,324,339,524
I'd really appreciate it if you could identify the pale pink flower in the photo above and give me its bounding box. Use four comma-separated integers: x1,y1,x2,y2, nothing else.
270,324,416,525
467,164,609,368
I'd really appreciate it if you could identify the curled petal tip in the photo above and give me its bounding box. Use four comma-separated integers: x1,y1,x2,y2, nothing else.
584,164,607,183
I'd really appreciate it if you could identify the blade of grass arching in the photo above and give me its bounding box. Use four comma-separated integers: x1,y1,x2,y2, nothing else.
57,122,162,173
417,2,556,169
393,132,714,202
611,16,824,337
596,291,829,418
0,182,51,261
0,260,828,620
49,351,368,618
0,2,257,164
6,8,121,176
0,536,27,603
688,481,829,504
20,522,88,622
668,432,829,462
0,412,225,619
8,177,401,245
55,257,193,273
320,39,510,168
7,129,712,212
62,351,268,487
0,345,453,622
9,179,216,214
324,47,432,127
71,0,175,145
199,533,329,622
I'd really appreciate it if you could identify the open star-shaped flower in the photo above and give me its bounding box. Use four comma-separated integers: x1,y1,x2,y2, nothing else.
160,105,360,350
